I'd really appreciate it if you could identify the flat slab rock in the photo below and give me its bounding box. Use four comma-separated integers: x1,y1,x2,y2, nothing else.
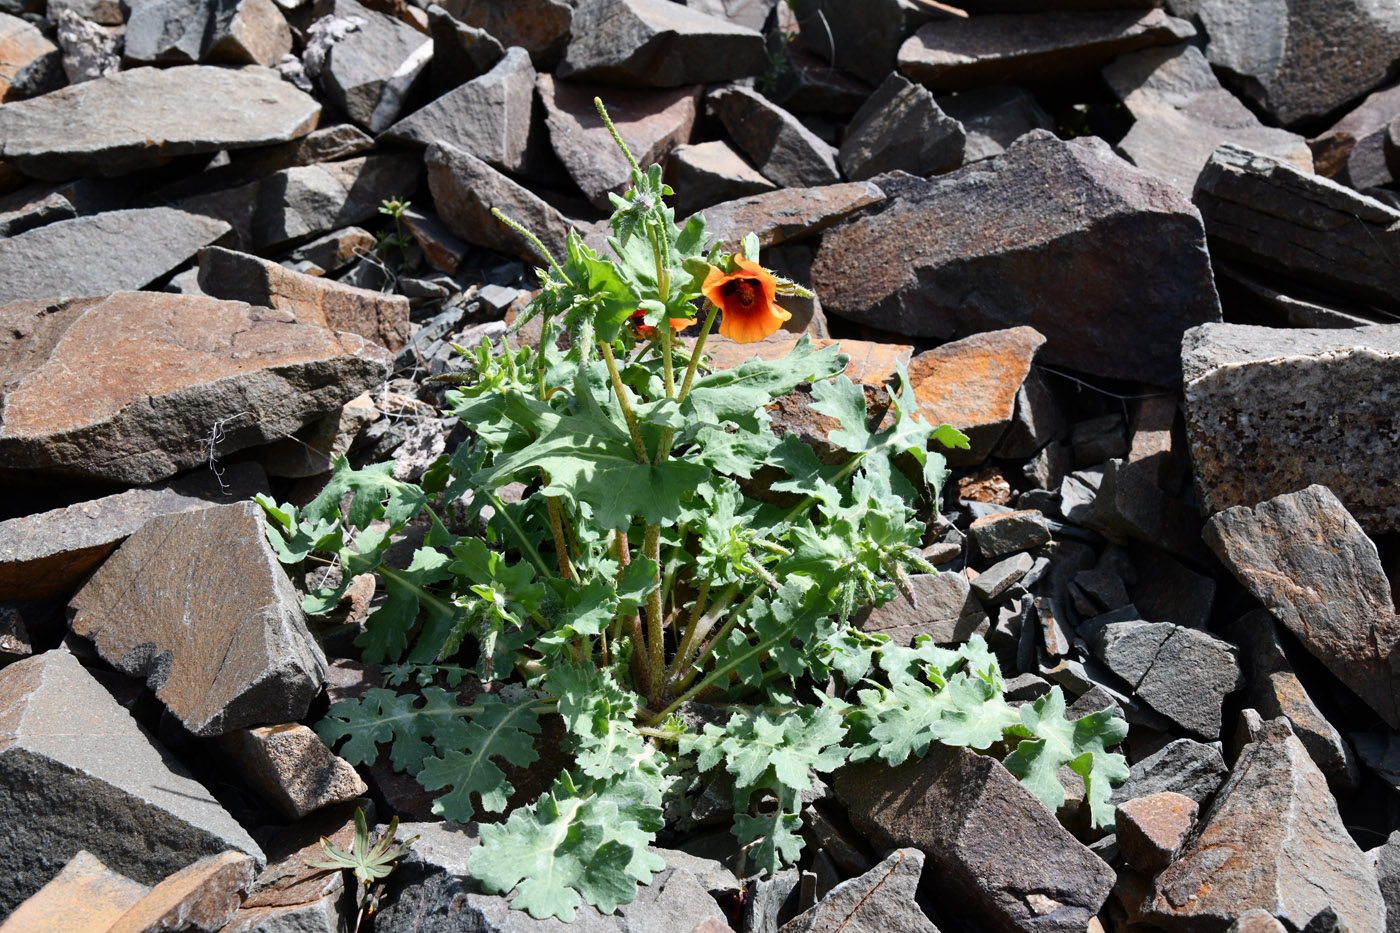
812,130,1220,386
68,501,327,737
0,291,391,486
1,850,149,933
0,65,319,179
699,180,883,249
0,649,264,910
854,571,989,646
1183,322,1400,534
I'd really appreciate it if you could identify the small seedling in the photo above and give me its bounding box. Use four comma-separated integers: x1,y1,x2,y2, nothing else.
308,808,420,932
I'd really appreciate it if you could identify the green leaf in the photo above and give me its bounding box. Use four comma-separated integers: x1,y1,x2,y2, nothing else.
417,693,542,823
355,545,460,664
317,685,469,774
1001,689,1129,829
683,336,846,431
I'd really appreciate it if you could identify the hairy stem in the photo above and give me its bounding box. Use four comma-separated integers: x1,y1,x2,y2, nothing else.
599,342,649,463
490,208,567,280
643,524,665,707
678,301,720,402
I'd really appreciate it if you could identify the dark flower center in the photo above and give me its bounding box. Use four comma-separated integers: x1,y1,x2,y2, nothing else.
723,278,757,308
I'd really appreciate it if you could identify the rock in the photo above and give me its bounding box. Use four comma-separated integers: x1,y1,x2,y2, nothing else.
1091,458,1210,565
1389,116,1400,178
539,73,702,210
1104,44,1313,193
0,649,264,909
1193,145,1400,312
219,724,367,819
49,0,122,24
198,246,411,351
709,84,840,187
426,4,504,93
0,190,77,237
53,9,120,83
811,131,1221,386
1185,323,1400,533
789,0,939,87
936,85,1055,163
0,207,230,304
68,501,327,736
0,463,268,602
1350,732,1400,793
0,606,33,666
854,572,989,646
1309,83,1400,190
558,0,767,87
973,552,1033,604
385,47,538,174
402,206,471,274
1112,737,1228,805
289,226,376,274
318,0,433,132
777,848,939,933
106,851,257,933
208,0,293,66
700,180,883,249
968,510,1051,560
1224,610,1359,791
256,391,377,478
1115,792,1197,875
1227,912,1290,933
228,123,376,176
904,326,1048,466
124,0,221,64
1146,719,1384,932
0,13,62,102
666,140,776,216
1091,620,1242,738
434,0,571,68
0,292,391,486
767,33,872,116
1207,487,1400,731
1194,0,1400,127
897,9,1194,90
678,0,774,31
0,66,320,179
216,891,350,933
1378,830,1400,928
1217,261,1390,330
835,745,1114,933
838,72,964,181
427,140,576,265
1,850,149,933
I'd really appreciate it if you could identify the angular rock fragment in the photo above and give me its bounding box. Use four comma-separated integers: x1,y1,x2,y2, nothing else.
1203,485,1400,730
709,84,840,187
1194,0,1400,126
385,47,538,175
318,0,433,132
1111,737,1227,805
53,9,120,83
0,190,75,238
0,293,390,486
1146,719,1384,932
1217,262,1390,330
1115,792,1196,874
208,0,293,66
0,208,230,304
0,649,264,909
1183,324,1400,533
0,463,268,602
897,9,1193,90
0,66,320,179
701,180,883,249
1104,44,1313,192
124,0,220,64
426,4,504,93
936,85,1054,163
0,12,62,101
777,848,938,932
401,206,469,274
220,724,367,819
1,850,148,933
838,72,964,181
1193,145,1400,312
1091,621,1241,738
229,123,375,176
812,131,1221,385
105,851,257,933
68,502,327,736
667,140,776,216
558,0,767,87
1091,458,1210,565
855,572,989,646
288,226,376,275
835,746,1114,933
0,607,33,666
198,246,411,351
1309,83,1400,191
679,0,774,32
789,0,939,87
968,510,1051,560
768,34,872,116
435,0,571,67
539,73,702,210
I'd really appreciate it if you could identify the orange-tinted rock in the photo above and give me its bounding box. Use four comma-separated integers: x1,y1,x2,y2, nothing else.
1115,791,1196,874
705,331,912,385
1,850,148,933
0,13,59,102
107,851,256,933
219,724,367,819
905,326,1045,466
702,181,884,249
0,292,391,486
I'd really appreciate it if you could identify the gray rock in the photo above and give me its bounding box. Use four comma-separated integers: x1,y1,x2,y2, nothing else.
558,0,767,87
1130,547,1215,632
219,724,367,819
0,463,268,602
49,0,123,24
124,0,219,63
538,73,702,210
767,34,872,116
968,510,1051,560
53,9,120,83
318,0,432,132
972,552,1033,604
1309,82,1400,191
0,207,230,304
1193,145,1400,312
699,180,883,249
935,85,1055,163
1146,719,1384,932
426,4,505,93
789,0,939,86
0,12,63,101
0,606,33,666
434,0,571,68
1389,115,1400,178
811,131,1221,386
666,140,776,216
777,848,938,933
835,746,1114,933
0,648,265,910
1091,458,1210,565
1377,829,1400,928
838,72,964,181
0,65,320,179
896,8,1194,90
1091,621,1242,738
1185,324,1400,534
855,572,989,646
1111,737,1228,805
1216,261,1389,329
69,502,327,736
385,47,537,175
1104,43,1313,193
218,891,352,933
288,225,376,275
709,83,840,187
250,152,420,251
0,190,76,237
1225,610,1359,791
676,0,775,32
427,140,577,265
1204,485,1400,730
1194,0,1400,126
207,0,293,66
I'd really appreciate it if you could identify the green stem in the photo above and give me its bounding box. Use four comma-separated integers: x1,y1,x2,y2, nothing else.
485,490,551,578
491,208,567,280
779,451,868,524
594,98,642,175
664,587,758,698
678,301,720,403
666,578,719,685
600,342,649,463
657,521,690,613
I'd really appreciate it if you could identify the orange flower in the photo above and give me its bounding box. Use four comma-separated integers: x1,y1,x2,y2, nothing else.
701,257,791,344
629,308,694,340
